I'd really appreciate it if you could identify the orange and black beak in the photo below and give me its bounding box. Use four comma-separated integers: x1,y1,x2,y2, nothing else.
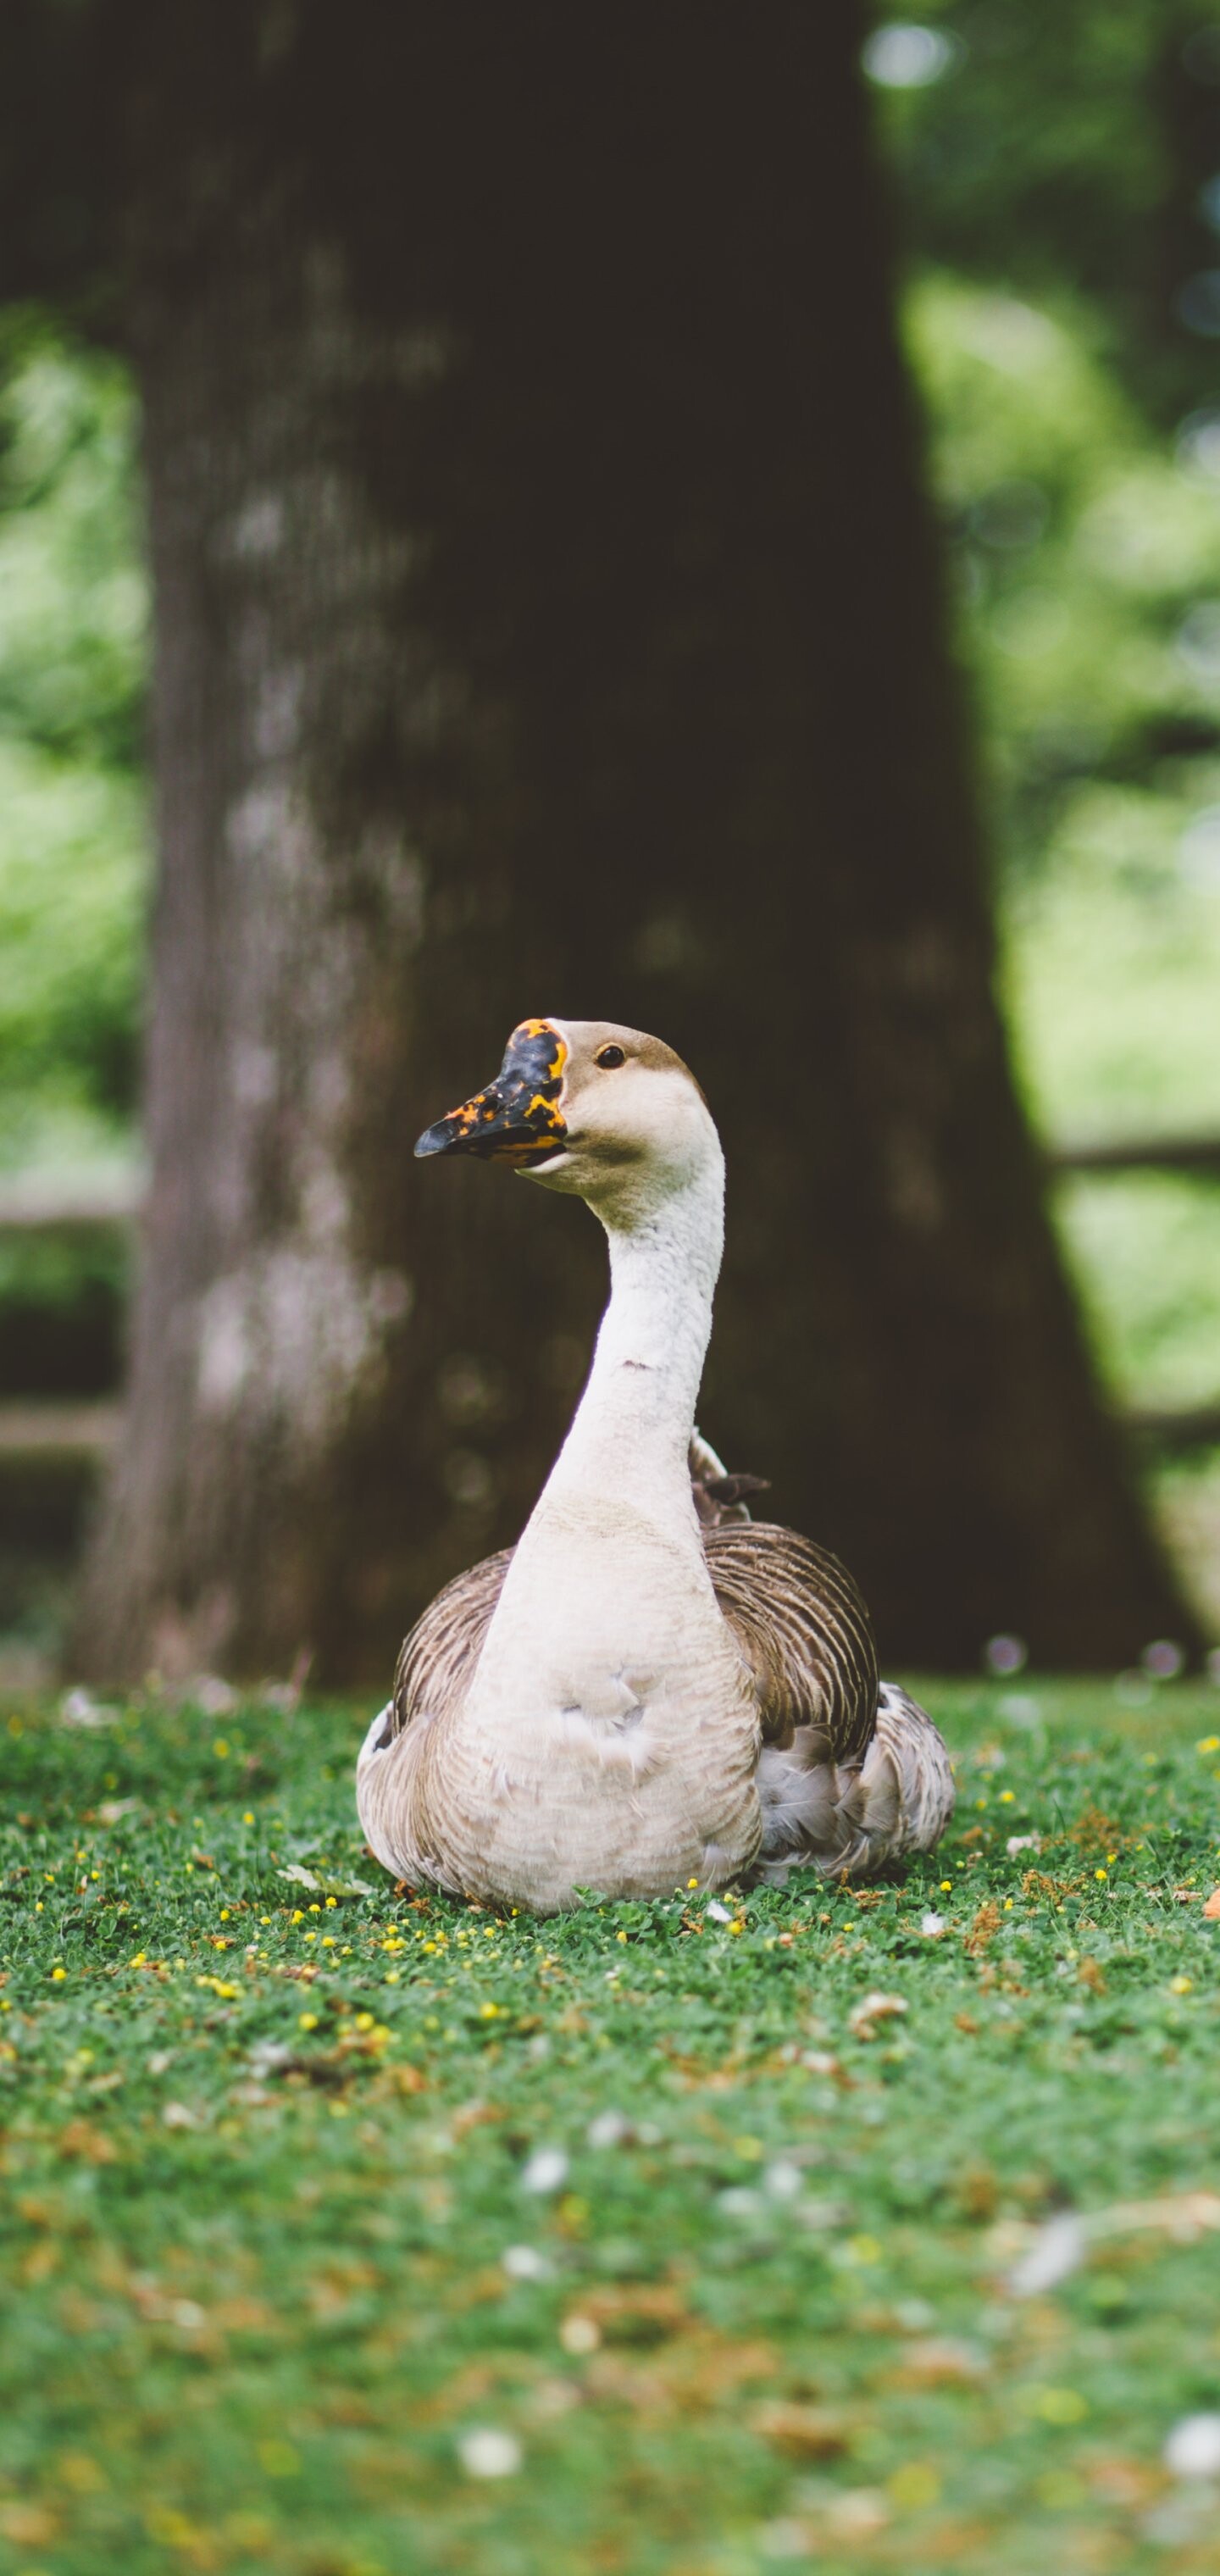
414,1019,568,1167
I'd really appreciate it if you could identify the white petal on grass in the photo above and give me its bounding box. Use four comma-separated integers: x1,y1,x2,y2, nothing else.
60,1688,119,1728
827,2490,890,2536
501,2244,552,2282
1164,2413,1220,2479
558,2313,601,2355
188,1672,239,1717
520,2146,568,2196
998,1691,1041,1726
921,1913,945,1937
458,2428,522,2479
705,1901,734,1924
762,2160,804,2201
758,2519,813,2561
1007,2212,1085,2297
586,2108,633,2149
717,2186,764,2222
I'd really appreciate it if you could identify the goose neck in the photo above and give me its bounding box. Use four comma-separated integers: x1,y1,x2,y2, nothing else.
550,1156,724,1502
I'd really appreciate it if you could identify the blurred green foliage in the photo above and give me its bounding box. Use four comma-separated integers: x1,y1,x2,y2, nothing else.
0,311,147,1170
873,0,1216,422
875,7,1220,1615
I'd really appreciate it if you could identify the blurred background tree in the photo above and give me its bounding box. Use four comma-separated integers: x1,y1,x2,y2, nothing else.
0,0,1215,1682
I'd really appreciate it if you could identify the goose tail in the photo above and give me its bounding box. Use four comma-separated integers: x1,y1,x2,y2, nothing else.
755,1680,954,1884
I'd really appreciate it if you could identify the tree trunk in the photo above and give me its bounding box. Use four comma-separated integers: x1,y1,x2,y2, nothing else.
75,0,1198,1679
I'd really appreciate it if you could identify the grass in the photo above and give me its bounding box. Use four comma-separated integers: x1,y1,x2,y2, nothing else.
2,1682,1219,2576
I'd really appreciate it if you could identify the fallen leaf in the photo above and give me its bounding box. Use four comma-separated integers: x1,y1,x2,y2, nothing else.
0,2501,59,2546
1089,2190,1220,2243
585,2328,774,2417
276,1863,375,1896
1203,1889,1220,1919
580,2283,689,2345
965,1902,1001,1957
751,2400,853,2458
54,2120,118,2166
894,2336,990,2389
1087,2455,1162,2509
847,1992,907,2040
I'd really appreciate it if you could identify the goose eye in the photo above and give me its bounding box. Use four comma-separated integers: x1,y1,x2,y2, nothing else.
596,1044,626,1069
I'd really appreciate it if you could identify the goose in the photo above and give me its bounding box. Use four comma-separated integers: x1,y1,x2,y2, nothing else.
358,1018,954,1913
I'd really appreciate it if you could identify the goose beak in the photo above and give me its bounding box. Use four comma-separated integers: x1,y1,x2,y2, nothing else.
413,1019,568,1165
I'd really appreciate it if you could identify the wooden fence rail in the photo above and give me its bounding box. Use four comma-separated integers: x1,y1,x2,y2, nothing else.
0,1174,142,1232
1047,1135,1220,1180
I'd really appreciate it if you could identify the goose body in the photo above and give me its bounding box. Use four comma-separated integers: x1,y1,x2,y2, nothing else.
358,1019,954,1912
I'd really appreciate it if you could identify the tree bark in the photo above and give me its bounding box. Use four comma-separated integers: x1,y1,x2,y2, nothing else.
74,0,1199,1679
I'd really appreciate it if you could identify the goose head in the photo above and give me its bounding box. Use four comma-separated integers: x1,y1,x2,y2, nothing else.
414,1017,720,1228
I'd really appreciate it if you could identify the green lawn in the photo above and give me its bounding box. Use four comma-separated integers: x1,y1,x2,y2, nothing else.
2,1683,1219,2576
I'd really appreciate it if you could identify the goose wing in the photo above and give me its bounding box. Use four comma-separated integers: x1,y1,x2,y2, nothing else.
391,1546,511,1736
700,1520,877,1760
701,1520,954,1878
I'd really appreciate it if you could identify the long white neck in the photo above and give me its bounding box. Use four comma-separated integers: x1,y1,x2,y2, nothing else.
540,1149,724,1524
